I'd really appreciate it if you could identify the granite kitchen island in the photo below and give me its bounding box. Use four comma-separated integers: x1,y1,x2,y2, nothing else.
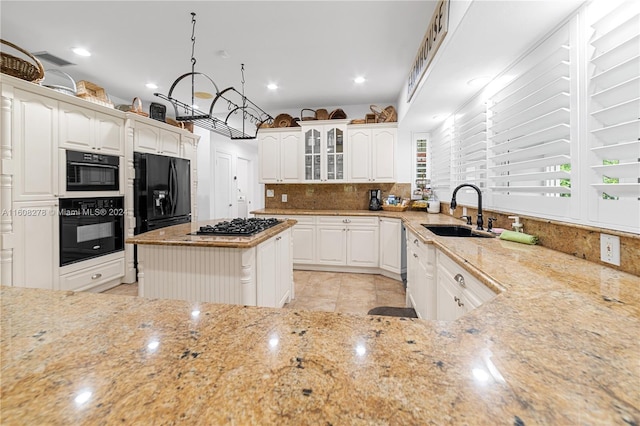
126,219,297,308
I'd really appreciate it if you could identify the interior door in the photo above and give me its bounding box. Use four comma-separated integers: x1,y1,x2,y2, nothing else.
236,157,250,218
214,151,232,219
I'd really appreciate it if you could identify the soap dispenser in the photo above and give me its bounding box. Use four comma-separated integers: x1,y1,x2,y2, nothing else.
508,216,523,233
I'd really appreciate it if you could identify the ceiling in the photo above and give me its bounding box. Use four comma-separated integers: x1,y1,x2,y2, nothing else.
1,1,584,133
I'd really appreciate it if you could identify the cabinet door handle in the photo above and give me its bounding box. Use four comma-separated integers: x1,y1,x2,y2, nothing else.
455,274,466,288
457,299,464,307
91,273,102,280
413,239,419,245
413,253,418,258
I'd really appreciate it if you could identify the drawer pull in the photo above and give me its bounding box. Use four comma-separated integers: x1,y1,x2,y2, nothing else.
413,239,419,245
93,245,101,250
91,273,102,280
413,253,418,258
455,273,466,288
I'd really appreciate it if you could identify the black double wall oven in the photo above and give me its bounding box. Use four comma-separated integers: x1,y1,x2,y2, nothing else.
60,150,124,267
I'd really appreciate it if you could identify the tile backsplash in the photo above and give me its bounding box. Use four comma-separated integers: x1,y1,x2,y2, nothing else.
264,183,411,210
262,185,639,276
444,203,640,277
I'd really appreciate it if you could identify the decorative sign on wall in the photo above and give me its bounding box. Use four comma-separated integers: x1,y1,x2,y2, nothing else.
407,0,450,102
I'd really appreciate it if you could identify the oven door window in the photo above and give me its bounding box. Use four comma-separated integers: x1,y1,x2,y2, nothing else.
67,162,119,191
60,215,123,266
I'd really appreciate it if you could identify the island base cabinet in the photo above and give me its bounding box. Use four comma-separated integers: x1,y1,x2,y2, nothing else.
138,245,252,305
257,228,292,308
136,230,293,308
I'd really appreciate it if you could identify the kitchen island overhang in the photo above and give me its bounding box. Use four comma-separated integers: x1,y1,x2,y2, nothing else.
126,219,297,308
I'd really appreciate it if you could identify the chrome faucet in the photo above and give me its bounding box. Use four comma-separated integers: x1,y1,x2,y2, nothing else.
450,183,483,230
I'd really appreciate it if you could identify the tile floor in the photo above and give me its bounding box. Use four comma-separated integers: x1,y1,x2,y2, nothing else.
101,271,407,315
285,271,407,315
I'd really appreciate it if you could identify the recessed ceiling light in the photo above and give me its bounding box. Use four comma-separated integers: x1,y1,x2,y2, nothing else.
354,76,366,84
145,83,158,90
467,76,492,87
267,83,278,90
72,47,91,57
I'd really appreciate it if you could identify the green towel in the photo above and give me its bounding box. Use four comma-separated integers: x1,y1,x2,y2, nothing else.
499,230,538,245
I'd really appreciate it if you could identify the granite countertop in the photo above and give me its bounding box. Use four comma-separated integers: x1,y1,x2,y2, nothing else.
2,211,639,424
125,219,297,248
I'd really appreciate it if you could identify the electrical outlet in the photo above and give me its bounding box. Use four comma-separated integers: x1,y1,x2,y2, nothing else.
600,234,620,266
282,194,288,203
266,189,274,198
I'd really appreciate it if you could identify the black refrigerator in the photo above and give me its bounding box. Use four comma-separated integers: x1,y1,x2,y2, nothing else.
134,152,191,235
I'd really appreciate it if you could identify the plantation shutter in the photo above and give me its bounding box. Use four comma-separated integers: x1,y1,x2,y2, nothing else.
451,96,487,205
587,0,640,231
487,23,574,217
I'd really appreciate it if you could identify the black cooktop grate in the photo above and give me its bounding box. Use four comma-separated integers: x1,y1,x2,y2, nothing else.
195,217,282,236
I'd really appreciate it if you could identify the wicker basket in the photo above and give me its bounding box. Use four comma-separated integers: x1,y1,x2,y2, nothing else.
128,97,149,117
382,205,409,212
329,108,347,119
273,113,293,128
76,80,108,101
315,108,329,120
300,108,316,121
1,39,44,83
370,104,398,123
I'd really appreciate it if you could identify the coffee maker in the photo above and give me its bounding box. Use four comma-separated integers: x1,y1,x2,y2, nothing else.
368,189,382,211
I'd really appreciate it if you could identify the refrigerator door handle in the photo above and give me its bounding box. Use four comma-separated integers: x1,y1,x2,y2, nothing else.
171,160,180,215
170,159,178,216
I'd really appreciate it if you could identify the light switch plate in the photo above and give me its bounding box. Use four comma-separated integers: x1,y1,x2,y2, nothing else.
600,234,620,266
266,189,274,198
282,194,287,202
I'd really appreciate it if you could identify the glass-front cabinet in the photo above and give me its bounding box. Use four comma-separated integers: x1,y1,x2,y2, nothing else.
302,120,347,182
326,127,344,180
304,128,321,181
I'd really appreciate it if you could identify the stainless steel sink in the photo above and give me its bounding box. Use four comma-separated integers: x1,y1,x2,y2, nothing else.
421,224,495,238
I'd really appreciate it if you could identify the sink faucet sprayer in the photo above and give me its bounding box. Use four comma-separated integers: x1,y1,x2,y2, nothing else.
450,183,483,231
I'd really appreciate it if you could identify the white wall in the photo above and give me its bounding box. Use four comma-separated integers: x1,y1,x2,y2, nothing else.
194,126,211,221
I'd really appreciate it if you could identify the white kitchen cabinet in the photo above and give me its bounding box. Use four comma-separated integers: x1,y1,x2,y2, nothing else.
257,129,301,183
436,250,496,320
10,200,59,289
286,215,316,264
347,222,379,267
59,254,125,292
347,124,396,183
300,120,348,183
317,223,347,265
132,120,182,157
59,101,124,155
257,228,293,308
316,216,378,267
405,229,436,319
11,89,59,201
379,217,405,276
